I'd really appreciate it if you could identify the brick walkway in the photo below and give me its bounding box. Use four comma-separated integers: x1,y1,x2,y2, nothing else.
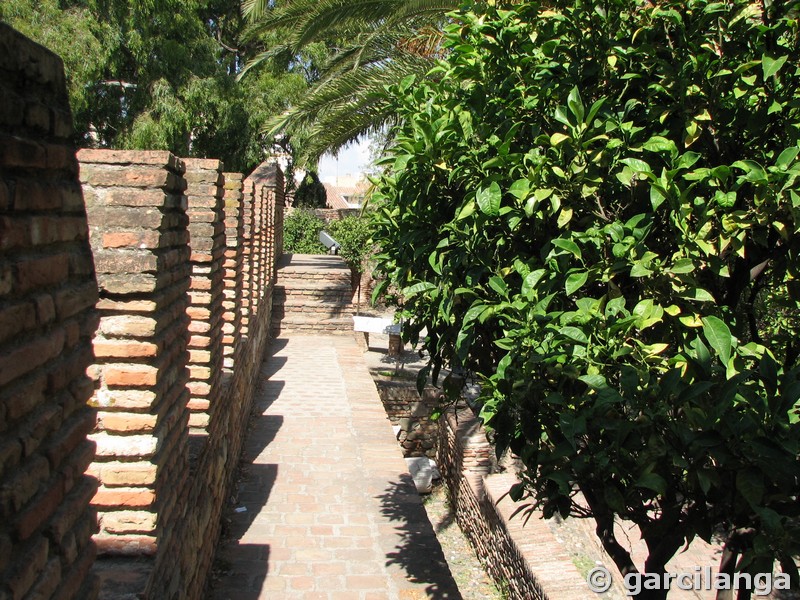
208,335,461,599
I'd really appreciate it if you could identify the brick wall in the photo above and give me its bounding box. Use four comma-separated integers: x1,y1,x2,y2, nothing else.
239,180,255,340
79,150,191,560
183,159,225,435
374,380,439,458
145,171,279,600
437,407,588,600
0,24,101,600
220,173,244,376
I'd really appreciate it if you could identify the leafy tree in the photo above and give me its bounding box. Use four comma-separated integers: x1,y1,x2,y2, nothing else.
1,0,312,172
371,1,800,597
293,171,328,208
240,0,459,164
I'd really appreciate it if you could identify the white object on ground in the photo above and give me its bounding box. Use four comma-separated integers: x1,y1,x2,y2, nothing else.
405,457,441,494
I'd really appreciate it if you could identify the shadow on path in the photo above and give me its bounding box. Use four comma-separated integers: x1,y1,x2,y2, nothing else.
377,474,463,599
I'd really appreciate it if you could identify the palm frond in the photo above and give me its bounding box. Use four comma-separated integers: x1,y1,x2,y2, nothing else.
267,52,430,163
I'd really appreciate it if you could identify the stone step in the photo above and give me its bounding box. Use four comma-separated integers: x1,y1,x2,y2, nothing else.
271,306,352,317
270,315,353,335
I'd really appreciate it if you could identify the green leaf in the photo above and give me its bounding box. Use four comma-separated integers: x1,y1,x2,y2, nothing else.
670,258,695,273
508,178,530,199
488,275,508,297
561,326,588,344
736,468,764,508
775,147,799,170
551,239,582,259
635,472,668,495
476,182,502,216
681,288,715,302
402,282,437,298
714,190,736,208
701,316,732,366
675,152,701,170
565,271,588,295
522,269,546,296
642,136,677,155
762,54,788,80
550,132,570,146
620,157,652,173
567,86,585,122
457,200,476,220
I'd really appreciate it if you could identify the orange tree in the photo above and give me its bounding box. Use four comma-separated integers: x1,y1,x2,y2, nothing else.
371,1,800,597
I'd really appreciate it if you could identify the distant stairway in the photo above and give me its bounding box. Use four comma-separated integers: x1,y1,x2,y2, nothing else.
271,253,354,336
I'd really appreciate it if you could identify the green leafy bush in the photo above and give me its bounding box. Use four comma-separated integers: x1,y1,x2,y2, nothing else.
372,0,800,592
327,214,373,273
283,209,326,254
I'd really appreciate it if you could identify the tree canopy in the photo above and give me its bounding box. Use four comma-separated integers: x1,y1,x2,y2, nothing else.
240,0,460,164
371,0,800,596
1,0,313,172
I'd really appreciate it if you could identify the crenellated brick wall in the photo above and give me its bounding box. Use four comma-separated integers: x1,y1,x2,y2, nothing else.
220,173,244,376
183,159,226,435
238,180,255,340
0,24,101,600
79,150,191,560
77,152,282,598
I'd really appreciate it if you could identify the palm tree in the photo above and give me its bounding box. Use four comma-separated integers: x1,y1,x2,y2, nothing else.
239,0,459,165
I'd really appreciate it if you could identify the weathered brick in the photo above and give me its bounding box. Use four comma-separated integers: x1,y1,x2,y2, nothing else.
24,101,51,132
46,476,98,543
0,134,46,170
96,412,157,433
92,486,155,508
77,149,180,169
54,281,98,320
0,455,49,516
2,373,46,422
93,249,158,274
94,533,156,556
15,254,70,293
88,388,155,411
89,432,157,459
44,408,96,470
14,472,66,540
87,206,164,229
103,364,158,388
98,315,158,338
99,510,157,534
25,557,61,600
0,329,65,386
0,86,25,128
52,538,96,600
0,438,22,481
93,339,158,358
6,537,48,600
86,461,156,486
0,301,36,345
79,166,179,189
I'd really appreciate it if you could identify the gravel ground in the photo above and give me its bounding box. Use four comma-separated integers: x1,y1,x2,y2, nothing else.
421,483,506,600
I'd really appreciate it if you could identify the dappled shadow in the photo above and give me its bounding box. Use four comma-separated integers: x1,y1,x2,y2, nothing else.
207,411,282,599
375,474,463,599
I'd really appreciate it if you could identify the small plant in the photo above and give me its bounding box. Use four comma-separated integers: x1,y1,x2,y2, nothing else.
327,214,373,273
283,209,326,254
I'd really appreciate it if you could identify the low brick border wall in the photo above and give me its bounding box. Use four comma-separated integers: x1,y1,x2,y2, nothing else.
374,379,439,458
437,407,589,600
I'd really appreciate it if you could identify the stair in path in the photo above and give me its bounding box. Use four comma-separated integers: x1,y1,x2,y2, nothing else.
271,253,354,336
